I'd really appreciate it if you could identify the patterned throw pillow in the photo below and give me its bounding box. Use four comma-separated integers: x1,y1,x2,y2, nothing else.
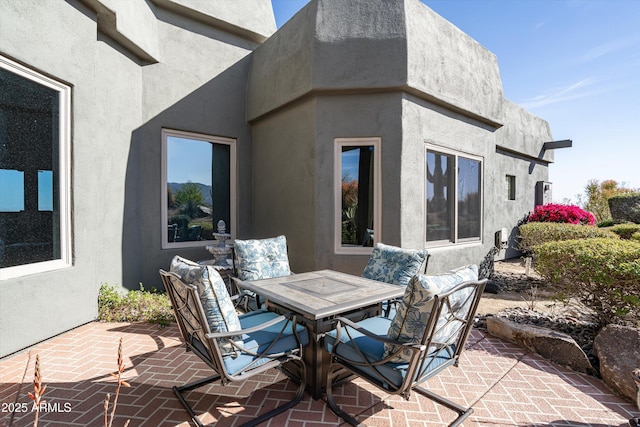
362,243,428,287
234,235,291,281
383,265,478,362
170,256,242,356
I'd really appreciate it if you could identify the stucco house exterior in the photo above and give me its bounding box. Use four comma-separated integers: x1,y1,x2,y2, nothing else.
0,0,558,357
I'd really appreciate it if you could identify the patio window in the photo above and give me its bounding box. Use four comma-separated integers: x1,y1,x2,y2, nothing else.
426,146,482,245
161,129,236,249
334,137,381,254
0,56,72,279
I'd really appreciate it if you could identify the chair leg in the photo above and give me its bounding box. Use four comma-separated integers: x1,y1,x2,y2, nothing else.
325,364,366,427
245,360,306,427
174,361,306,427
326,365,471,427
413,385,473,427
173,374,221,427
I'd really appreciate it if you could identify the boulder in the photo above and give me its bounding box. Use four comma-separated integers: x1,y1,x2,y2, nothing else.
634,368,640,410
594,324,640,403
486,316,594,374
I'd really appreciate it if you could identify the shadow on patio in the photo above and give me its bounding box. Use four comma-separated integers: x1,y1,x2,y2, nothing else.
0,322,636,427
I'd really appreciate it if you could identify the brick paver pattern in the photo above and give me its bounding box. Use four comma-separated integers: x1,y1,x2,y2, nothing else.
0,322,636,426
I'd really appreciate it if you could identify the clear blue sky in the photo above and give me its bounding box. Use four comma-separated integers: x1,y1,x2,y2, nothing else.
271,0,640,204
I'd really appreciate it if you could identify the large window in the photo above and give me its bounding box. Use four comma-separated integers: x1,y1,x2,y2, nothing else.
161,129,236,249
426,146,482,245
334,137,381,254
0,56,72,279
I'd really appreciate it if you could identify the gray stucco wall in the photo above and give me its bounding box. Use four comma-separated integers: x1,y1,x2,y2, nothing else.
0,0,273,357
248,0,554,275
0,0,554,358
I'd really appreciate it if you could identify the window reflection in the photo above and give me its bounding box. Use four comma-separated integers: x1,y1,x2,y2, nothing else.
426,151,454,242
38,170,53,211
341,145,374,247
165,133,231,245
0,169,24,212
457,157,481,239
0,63,63,269
426,149,482,244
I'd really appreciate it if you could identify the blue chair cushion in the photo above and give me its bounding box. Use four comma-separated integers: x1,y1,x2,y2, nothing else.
234,235,291,281
325,317,453,389
223,310,309,376
384,265,478,362
362,243,428,287
170,256,242,356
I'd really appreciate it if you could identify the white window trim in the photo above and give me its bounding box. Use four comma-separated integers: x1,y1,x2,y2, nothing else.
0,56,72,280
161,128,237,250
334,137,382,255
424,143,483,248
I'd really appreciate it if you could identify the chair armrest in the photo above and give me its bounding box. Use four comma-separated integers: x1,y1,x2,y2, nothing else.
333,316,426,352
205,312,297,340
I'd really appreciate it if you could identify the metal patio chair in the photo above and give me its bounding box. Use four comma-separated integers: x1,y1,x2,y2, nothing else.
325,265,486,427
160,256,308,427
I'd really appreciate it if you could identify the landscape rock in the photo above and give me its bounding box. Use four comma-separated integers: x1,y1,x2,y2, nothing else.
486,316,595,375
594,324,640,403
634,368,640,409
483,279,502,294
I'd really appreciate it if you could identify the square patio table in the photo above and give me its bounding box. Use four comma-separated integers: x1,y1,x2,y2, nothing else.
236,269,405,399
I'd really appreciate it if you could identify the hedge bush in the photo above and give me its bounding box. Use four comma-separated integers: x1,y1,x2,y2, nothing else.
607,223,640,240
596,218,627,228
608,192,640,223
98,283,174,326
535,238,640,327
632,232,640,243
527,203,596,225
518,222,619,254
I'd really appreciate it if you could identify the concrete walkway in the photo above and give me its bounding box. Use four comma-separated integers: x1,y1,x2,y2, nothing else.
0,322,636,426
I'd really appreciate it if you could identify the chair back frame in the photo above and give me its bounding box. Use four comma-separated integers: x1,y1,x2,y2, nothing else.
326,279,486,427
160,270,227,374
159,268,308,427
160,269,306,382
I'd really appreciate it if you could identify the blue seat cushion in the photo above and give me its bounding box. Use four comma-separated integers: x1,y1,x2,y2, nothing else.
325,317,454,389
223,310,309,376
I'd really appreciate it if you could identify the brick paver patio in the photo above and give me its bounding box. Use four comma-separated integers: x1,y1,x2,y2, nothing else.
1,321,636,426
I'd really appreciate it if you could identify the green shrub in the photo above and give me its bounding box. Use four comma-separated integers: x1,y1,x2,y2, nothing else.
608,192,640,223
200,221,214,239
632,232,640,243
535,238,640,327
98,283,174,326
608,223,640,240
518,222,618,254
596,218,628,228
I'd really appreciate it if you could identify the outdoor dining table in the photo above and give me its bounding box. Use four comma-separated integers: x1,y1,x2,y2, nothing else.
236,269,405,400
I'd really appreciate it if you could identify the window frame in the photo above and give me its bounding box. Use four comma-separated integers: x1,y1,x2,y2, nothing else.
0,55,72,280
161,128,236,250
334,137,382,255
424,144,483,248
